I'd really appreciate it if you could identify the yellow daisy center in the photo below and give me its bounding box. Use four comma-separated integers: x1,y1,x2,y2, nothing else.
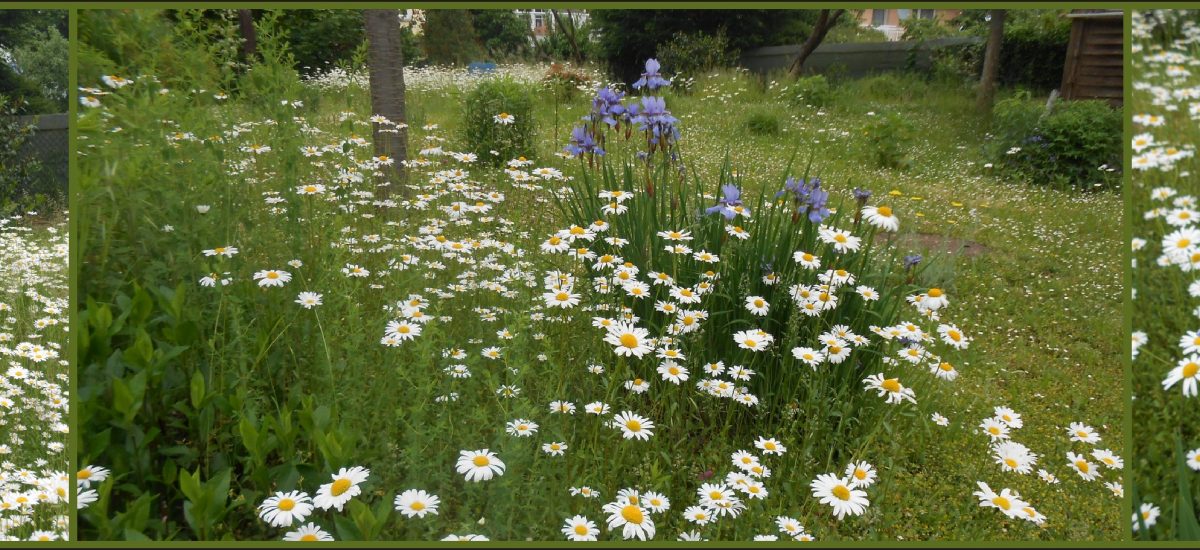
928,288,943,298
621,505,644,524
473,455,490,467
330,478,352,497
1184,362,1200,378
626,419,642,431
877,206,893,217
832,485,851,501
620,334,639,348
574,524,589,535
881,378,901,393
993,496,1011,510
278,498,296,511
300,534,318,541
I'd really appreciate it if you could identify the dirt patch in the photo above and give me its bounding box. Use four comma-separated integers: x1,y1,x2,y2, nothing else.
875,232,988,258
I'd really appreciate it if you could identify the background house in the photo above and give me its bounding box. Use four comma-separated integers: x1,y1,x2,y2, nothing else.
858,9,963,41
513,9,589,40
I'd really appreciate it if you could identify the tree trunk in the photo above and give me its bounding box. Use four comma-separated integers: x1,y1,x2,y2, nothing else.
788,9,845,78
976,9,1006,116
238,9,257,60
551,9,583,64
364,9,408,195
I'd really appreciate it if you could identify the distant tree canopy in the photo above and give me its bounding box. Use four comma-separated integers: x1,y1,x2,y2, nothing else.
0,9,68,114
591,10,819,84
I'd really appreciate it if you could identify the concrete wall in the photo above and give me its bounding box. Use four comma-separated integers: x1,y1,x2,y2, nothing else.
739,36,982,78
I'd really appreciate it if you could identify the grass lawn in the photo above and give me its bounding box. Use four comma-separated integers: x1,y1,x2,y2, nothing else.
77,54,1122,542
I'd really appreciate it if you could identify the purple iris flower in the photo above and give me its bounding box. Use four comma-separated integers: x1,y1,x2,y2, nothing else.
564,125,603,157
777,177,830,223
591,86,626,127
632,58,672,91
632,96,680,147
705,184,747,220
903,254,922,269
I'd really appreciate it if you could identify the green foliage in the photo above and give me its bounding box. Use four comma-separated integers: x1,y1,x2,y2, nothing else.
988,94,1121,191
0,9,66,113
0,97,50,215
655,29,740,82
861,111,915,170
9,25,68,111
744,109,781,136
787,74,833,107
233,10,309,111
79,10,231,93
463,77,535,166
542,62,591,101
934,9,1071,91
279,9,366,74
592,10,815,84
470,9,532,61
902,17,961,41
421,10,482,65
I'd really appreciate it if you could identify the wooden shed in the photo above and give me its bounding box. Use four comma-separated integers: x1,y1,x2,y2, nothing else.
1060,9,1123,105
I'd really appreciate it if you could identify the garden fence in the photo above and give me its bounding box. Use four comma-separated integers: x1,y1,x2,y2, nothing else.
10,113,68,197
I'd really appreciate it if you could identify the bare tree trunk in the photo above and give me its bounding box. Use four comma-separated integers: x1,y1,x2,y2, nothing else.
788,9,845,78
976,9,1006,116
238,9,257,60
364,9,408,195
551,9,583,64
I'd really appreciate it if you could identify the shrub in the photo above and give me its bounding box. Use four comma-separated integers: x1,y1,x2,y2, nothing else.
0,97,50,216
862,111,915,170
655,29,740,84
542,62,592,101
463,77,534,165
787,74,833,107
744,109,781,136
989,94,1121,190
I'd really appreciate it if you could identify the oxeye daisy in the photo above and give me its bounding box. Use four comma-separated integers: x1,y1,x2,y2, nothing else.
1066,451,1100,481
1133,502,1160,531
253,269,291,288
295,291,323,309
456,449,505,482
1091,449,1123,469
282,522,335,541
313,466,369,511
602,499,655,540
980,418,1010,441
542,441,568,456
810,473,869,520
1163,355,1200,396
613,411,655,441
755,437,786,455
863,373,917,404
561,515,599,541
862,204,899,231
845,461,876,488
258,490,313,527
1067,422,1101,444
744,295,770,316
973,481,1026,519
604,322,652,358
394,489,440,518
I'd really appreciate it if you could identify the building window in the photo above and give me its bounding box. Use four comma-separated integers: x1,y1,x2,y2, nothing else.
917,9,935,20
871,9,886,26
897,9,912,21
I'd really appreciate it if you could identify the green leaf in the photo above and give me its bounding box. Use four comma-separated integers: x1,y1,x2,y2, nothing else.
1176,434,1200,539
189,370,205,409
